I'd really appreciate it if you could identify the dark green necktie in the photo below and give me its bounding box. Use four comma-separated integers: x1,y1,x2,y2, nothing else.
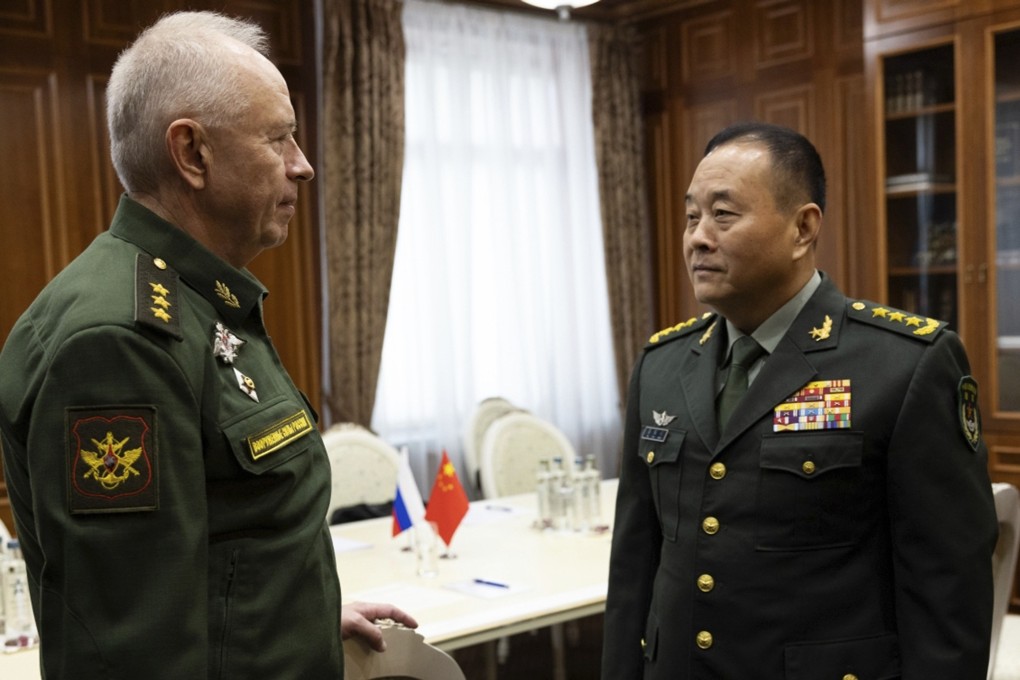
717,335,766,430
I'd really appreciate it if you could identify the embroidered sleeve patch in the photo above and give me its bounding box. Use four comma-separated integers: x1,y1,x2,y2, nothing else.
958,376,981,452
67,407,158,514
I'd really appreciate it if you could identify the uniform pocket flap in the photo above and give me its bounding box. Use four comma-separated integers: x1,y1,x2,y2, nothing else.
222,395,317,475
638,429,685,467
785,633,901,680
760,432,863,479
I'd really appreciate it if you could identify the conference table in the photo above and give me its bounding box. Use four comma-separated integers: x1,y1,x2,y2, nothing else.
335,478,617,651
0,479,617,678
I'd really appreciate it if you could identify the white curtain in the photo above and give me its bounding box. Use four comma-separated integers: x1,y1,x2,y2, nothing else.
372,0,621,490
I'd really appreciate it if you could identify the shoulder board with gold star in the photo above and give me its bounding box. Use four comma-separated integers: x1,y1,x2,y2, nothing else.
134,254,183,341
646,312,717,349
846,300,946,343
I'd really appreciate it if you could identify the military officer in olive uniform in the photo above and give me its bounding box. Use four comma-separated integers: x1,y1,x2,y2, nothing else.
0,12,413,679
602,123,997,679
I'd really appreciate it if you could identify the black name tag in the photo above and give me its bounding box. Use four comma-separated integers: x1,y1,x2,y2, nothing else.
641,426,669,443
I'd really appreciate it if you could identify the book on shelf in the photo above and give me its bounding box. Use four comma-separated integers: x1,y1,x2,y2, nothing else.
885,172,953,188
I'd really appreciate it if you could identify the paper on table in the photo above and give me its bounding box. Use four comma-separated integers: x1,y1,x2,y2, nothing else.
463,503,528,526
445,578,524,599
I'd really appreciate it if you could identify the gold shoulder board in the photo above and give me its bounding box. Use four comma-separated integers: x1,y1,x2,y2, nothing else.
647,312,716,348
134,254,183,341
846,300,946,343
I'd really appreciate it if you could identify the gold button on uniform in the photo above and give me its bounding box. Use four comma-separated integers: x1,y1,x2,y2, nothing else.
843,675,858,680
696,631,713,649
153,257,167,270
697,574,715,592
802,460,816,474
702,516,720,534
709,462,726,480
647,451,655,464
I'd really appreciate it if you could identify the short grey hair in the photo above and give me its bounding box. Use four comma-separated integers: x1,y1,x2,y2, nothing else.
106,11,270,193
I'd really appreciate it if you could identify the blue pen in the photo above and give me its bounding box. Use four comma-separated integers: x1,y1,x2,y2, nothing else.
473,578,510,589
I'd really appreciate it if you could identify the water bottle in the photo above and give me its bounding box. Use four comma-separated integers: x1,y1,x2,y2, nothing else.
2,540,34,638
583,454,603,530
535,459,552,529
549,457,567,531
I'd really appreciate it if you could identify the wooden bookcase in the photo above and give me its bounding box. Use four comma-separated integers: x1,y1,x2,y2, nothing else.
865,0,1020,610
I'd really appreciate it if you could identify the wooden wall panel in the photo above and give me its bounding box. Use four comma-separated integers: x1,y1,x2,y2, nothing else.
647,108,682,328
682,10,738,85
864,0,991,38
0,0,51,36
223,0,303,65
754,0,815,69
813,74,866,294
682,99,739,184
836,0,866,56
82,0,166,46
84,74,119,236
0,71,69,309
754,83,815,138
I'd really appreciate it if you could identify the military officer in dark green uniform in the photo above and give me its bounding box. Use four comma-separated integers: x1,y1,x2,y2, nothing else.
0,11,414,679
602,123,998,679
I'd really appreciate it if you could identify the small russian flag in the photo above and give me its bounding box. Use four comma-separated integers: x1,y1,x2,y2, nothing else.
392,447,426,536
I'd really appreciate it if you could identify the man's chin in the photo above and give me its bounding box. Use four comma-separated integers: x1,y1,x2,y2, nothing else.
263,224,290,250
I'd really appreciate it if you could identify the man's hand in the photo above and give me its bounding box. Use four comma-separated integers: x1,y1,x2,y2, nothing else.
340,601,419,652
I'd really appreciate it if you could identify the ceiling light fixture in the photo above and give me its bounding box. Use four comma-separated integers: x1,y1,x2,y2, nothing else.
521,0,600,21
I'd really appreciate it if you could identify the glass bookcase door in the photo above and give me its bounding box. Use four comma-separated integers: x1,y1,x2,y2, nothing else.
882,43,958,329
994,27,1020,413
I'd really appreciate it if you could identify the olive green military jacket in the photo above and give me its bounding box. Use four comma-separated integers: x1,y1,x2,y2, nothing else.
602,274,997,680
0,197,342,679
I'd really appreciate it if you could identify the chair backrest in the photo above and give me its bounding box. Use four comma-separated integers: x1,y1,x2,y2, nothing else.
990,482,1020,679
321,423,400,522
462,397,519,493
479,411,576,499
343,620,466,680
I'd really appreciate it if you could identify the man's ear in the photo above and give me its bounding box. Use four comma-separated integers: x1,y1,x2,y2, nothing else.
792,202,822,257
166,119,208,190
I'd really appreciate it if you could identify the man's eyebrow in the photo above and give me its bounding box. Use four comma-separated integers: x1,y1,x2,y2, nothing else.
686,189,734,204
270,121,298,135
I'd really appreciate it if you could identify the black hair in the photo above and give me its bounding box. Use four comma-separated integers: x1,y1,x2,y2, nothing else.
704,122,826,214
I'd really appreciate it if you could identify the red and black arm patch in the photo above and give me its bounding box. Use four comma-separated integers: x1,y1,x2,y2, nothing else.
66,407,158,514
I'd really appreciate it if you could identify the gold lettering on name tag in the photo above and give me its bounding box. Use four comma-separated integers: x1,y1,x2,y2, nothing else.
246,410,313,461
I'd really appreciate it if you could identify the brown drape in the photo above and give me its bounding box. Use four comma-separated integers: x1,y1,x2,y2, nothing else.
588,23,655,404
321,0,406,425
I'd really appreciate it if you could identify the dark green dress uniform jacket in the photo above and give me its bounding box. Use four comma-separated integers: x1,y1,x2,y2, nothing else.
0,197,343,679
602,274,997,680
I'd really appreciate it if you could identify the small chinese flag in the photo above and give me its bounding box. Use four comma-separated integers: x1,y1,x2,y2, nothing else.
424,450,470,546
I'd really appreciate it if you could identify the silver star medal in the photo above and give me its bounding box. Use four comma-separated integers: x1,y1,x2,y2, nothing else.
234,368,259,402
212,322,245,364
653,410,677,427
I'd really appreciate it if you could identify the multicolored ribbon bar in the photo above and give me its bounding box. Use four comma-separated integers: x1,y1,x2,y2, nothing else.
774,380,851,431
